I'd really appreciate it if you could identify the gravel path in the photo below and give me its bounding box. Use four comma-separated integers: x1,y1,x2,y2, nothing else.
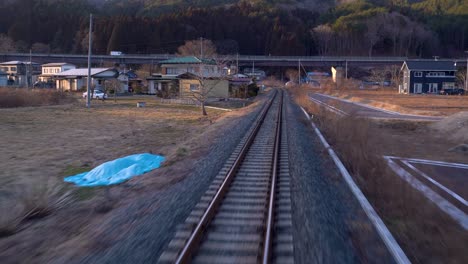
72,96,269,264
284,92,395,263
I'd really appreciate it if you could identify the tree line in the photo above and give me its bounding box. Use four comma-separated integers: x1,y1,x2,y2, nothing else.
0,0,466,57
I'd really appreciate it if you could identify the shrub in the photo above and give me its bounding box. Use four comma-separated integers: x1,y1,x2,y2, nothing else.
0,87,75,108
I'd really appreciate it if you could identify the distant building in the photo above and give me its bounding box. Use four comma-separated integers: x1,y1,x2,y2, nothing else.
0,70,7,86
39,63,76,83
243,68,266,80
54,68,119,91
400,60,456,94
146,72,229,99
146,74,179,97
0,61,41,86
117,70,142,93
159,56,221,77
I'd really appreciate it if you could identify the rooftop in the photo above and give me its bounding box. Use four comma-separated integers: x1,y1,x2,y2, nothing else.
0,61,40,65
55,68,114,77
42,62,75,67
404,60,456,71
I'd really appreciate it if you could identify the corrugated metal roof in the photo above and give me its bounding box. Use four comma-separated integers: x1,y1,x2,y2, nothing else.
55,68,113,77
0,61,40,65
160,56,216,65
42,62,75,67
405,60,456,71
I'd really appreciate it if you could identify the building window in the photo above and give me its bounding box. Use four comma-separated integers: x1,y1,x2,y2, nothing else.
167,68,177,74
414,83,422,93
414,72,422,77
428,83,438,93
443,82,455,89
427,72,445,77
190,84,199,91
10,67,16,72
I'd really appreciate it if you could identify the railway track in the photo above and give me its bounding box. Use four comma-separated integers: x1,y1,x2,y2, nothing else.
159,90,294,264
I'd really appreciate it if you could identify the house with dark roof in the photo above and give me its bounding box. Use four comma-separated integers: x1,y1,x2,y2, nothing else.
400,60,456,94
159,56,220,77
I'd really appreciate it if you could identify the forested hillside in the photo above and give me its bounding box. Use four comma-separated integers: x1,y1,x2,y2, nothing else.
0,0,466,57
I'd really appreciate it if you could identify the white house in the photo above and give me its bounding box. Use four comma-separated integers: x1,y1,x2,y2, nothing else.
54,68,119,91
39,63,76,82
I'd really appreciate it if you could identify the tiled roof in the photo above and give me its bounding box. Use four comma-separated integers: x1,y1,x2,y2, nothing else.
404,60,456,71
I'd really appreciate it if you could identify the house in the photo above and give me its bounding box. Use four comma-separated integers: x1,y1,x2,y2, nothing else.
38,63,76,83
54,68,119,91
117,70,142,93
400,60,456,94
146,72,229,99
146,74,179,97
243,68,266,80
0,61,41,86
0,70,8,86
159,56,221,77
178,72,229,99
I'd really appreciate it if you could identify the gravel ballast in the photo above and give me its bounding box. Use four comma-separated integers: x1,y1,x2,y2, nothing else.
283,92,395,263
75,95,270,264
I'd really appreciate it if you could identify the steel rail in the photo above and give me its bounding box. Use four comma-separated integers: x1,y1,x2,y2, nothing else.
262,90,283,264
174,90,278,264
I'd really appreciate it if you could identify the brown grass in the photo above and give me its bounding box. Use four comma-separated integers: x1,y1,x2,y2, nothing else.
288,85,468,263
321,86,468,116
0,87,76,108
0,95,259,262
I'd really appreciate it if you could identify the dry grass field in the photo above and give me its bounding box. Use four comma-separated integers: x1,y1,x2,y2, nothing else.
290,86,468,263
324,89,468,116
0,95,260,261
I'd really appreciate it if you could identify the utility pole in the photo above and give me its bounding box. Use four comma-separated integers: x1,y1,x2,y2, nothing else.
86,14,93,108
345,60,348,80
200,37,203,59
465,51,468,91
298,59,301,85
27,49,32,89
236,53,239,74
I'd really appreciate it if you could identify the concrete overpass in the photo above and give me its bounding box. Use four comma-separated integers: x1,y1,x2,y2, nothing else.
0,53,465,68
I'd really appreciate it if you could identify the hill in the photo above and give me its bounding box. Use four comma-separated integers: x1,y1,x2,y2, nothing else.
0,0,466,57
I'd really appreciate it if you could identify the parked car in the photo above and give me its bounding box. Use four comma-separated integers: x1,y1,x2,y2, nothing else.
439,88,465,95
82,90,108,99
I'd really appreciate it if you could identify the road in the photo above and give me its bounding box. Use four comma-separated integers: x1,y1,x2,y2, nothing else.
309,93,443,121
2,52,466,67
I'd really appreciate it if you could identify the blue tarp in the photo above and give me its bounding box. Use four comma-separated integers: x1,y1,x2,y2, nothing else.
64,153,165,187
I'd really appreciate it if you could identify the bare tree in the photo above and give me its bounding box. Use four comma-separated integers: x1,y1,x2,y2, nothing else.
0,34,16,52
177,39,217,58
285,69,299,82
189,57,228,115
386,65,402,87
105,79,121,102
365,15,384,57
456,70,467,90
369,67,389,86
312,25,334,56
31,43,51,53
